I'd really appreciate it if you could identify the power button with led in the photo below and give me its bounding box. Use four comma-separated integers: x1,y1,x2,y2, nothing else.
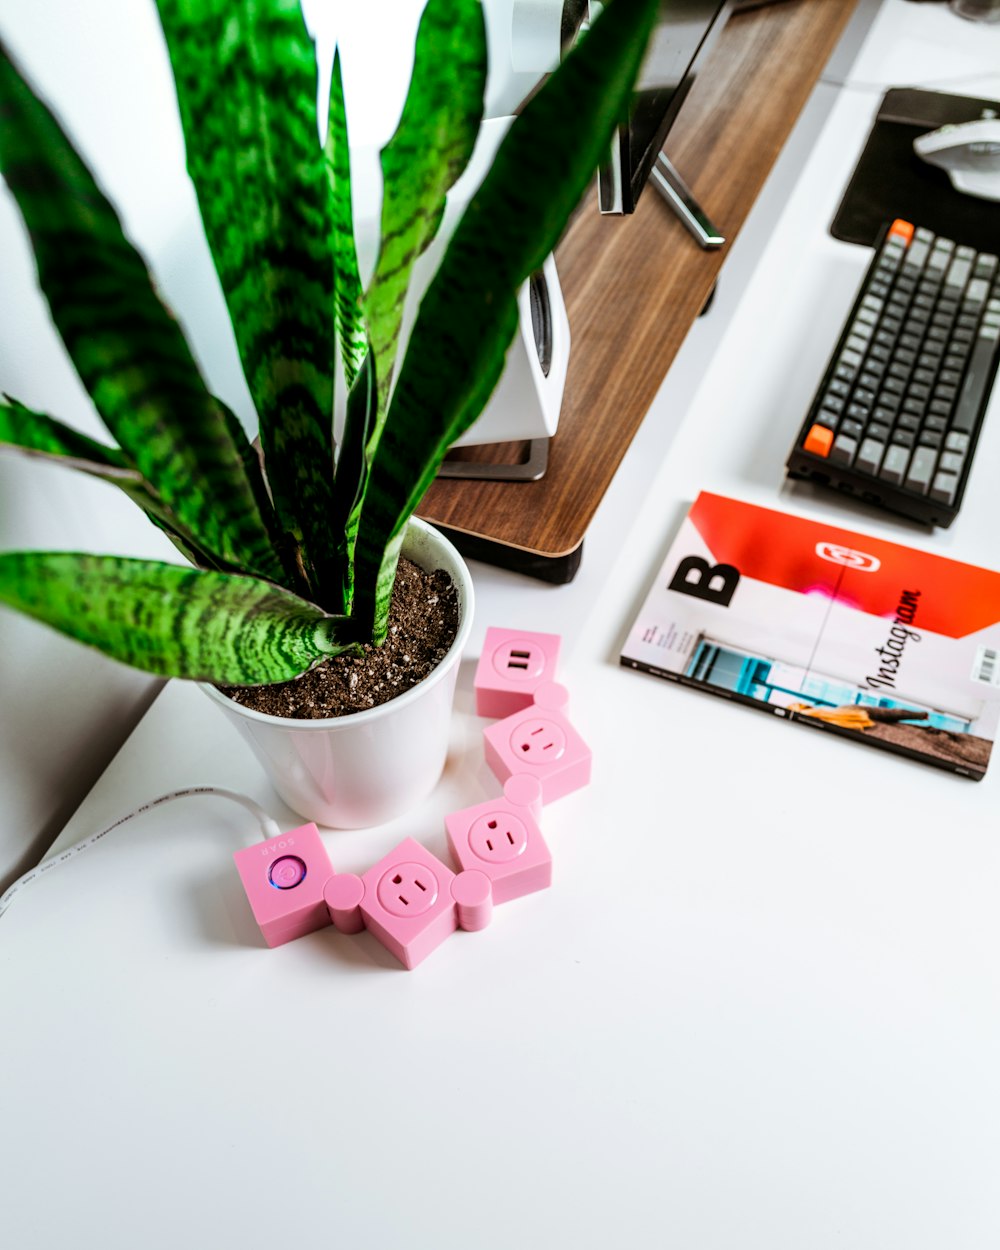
268,856,307,889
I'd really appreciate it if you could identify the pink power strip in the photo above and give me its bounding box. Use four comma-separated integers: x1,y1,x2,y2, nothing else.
234,628,591,969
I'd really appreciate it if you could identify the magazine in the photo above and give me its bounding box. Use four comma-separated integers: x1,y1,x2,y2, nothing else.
620,492,1000,779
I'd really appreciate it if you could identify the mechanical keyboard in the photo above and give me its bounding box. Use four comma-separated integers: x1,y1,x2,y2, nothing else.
785,219,1000,527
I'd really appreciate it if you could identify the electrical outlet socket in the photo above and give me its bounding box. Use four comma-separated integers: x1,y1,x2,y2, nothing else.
376,861,440,917
468,812,530,862
446,776,551,905
233,823,335,947
474,627,561,719
510,717,567,762
483,681,591,803
351,838,492,968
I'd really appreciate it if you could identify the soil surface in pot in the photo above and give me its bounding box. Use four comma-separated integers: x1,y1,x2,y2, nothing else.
221,558,459,719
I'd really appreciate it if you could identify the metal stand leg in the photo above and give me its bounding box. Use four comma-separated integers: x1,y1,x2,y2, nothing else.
437,438,549,482
651,152,725,250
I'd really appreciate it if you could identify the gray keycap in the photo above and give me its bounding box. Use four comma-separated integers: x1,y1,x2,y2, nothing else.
904,445,937,494
945,255,973,296
926,246,951,277
903,238,930,272
856,438,885,475
830,434,858,466
930,472,958,506
944,431,970,454
879,444,911,485
973,253,998,280
964,277,990,308
939,450,965,475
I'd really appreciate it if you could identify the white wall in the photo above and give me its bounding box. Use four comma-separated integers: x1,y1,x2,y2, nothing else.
0,0,244,888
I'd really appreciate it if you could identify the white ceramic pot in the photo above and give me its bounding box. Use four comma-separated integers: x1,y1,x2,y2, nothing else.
199,518,474,828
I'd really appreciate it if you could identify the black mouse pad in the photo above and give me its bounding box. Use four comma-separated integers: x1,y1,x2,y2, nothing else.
831,87,1000,254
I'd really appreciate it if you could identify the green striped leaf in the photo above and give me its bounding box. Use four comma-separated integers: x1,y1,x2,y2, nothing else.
0,396,246,571
155,0,337,598
328,350,378,612
0,552,356,684
363,0,487,418
354,0,661,640
0,39,284,586
326,49,367,392
1,395,137,479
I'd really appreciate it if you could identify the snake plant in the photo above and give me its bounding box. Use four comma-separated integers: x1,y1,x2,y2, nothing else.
0,0,657,686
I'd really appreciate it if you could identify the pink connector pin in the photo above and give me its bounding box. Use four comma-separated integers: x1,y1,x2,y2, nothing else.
325,838,491,969
233,823,335,948
474,627,561,719
446,776,550,905
483,681,591,803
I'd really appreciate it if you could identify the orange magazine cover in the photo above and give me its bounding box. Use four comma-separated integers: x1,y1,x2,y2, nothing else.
621,492,1000,778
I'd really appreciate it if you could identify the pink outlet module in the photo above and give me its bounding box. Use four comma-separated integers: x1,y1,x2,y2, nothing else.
445,776,551,905
325,838,492,969
233,823,335,948
483,681,591,803
474,627,561,719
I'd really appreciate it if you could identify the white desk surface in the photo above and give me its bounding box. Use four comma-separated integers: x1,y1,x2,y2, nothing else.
5,3,1000,1246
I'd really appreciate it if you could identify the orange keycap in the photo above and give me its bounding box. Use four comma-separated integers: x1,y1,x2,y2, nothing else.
803,423,834,457
888,218,914,245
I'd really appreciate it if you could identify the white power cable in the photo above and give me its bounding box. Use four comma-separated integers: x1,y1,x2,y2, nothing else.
0,786,281,921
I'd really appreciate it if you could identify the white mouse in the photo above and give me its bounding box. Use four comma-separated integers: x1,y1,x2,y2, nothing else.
913,117,1000,201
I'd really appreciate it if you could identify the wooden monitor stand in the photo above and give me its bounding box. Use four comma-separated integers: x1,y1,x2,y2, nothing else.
418,0,862,582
